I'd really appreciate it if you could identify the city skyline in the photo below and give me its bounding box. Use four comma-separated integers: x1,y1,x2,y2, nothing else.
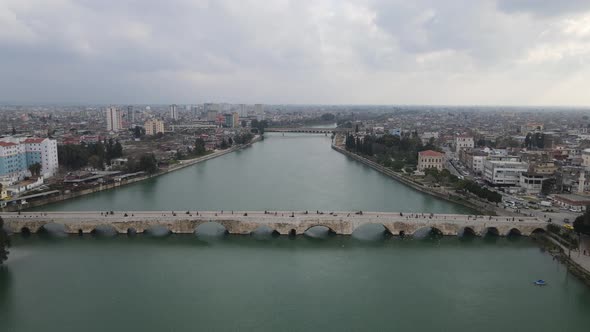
2,0,590,106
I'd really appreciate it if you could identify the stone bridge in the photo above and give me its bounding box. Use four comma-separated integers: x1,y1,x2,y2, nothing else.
266,127,351,134
1,211,547,237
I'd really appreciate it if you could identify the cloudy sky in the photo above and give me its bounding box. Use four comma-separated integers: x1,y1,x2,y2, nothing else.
2,0,590,106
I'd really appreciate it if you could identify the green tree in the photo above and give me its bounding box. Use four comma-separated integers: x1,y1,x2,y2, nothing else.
574,208,590,235
28,162,42,177
0,217,10,265
194,138,207,156
133,126,143,138
138,154,158,174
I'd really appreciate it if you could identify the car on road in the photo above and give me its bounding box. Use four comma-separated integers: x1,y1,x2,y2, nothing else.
564,218,570,224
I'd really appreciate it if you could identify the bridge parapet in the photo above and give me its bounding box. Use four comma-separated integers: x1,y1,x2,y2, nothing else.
2,211,547,237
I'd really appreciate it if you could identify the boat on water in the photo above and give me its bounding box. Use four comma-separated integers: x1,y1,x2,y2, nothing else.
534,279,547,286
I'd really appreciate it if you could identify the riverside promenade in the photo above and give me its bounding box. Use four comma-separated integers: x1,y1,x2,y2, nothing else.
1,210,546,236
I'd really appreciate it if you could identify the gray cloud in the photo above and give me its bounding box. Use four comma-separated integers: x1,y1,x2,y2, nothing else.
1,0,590,105
496,0,590,17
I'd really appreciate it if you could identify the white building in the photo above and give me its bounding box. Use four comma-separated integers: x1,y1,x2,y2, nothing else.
170,104,178,120
145,119,165,136
0,137,58,179
484,160,528,186
472,155,486,174
106,106,123,132
582,148,590,169
254,104,265,121
455,136,474,153
519,173,548,194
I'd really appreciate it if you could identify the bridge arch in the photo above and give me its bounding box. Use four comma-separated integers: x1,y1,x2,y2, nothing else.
459,227,477,237
413,226,443,239
530,228,546,236
90,225,117,237
195,222,228,237
145,225,172,237
251,225,280,238
352,223,392,240
484,227,500,237
507,228,522,237
38,223,67,237
304,225,336,238
20,227,31,236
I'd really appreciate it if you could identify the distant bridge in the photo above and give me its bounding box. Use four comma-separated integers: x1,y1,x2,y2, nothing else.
2,211,547,237
266,127,351,134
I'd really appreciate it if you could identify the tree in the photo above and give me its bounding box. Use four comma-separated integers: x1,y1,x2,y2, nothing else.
194,138,206,156
133,126,143,138
0,217,10,265
228,137,233,146
220,138,229,149
11,126,16,135
574,208,590,235
28,163,42,177
138,154,158,174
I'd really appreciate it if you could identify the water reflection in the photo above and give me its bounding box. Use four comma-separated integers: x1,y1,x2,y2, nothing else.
195,222,228,238
304,226,335,239
352,224,392,241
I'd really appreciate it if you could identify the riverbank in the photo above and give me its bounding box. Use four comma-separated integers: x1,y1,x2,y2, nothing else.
539,234,590,287
2,136,261,212
330,144,499,214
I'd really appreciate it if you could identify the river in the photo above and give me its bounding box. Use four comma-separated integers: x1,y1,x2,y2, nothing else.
6,133,590,331
34,133,472,213
2,235,590,332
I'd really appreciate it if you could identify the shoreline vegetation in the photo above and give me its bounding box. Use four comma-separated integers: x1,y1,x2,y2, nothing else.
3,136,261,212
331,142,498,216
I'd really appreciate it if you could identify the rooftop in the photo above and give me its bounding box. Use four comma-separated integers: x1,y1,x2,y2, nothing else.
419,150,444,157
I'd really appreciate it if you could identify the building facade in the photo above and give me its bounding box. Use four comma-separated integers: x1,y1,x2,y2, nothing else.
483,160,528,186
0,137,58,179
418,150,445,171
170,104,178,120
582,148,590,168
232,112,240,128
145,119,165,136
455,136,474,153
106,106,123,132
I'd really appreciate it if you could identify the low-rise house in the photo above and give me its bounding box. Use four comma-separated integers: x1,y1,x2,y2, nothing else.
553,194,590,212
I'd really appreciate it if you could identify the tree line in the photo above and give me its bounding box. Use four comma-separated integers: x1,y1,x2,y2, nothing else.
58,139,123,170
0,217,9,265
345,133,438,171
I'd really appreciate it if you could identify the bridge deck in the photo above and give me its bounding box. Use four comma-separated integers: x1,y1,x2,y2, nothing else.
2,211,546,236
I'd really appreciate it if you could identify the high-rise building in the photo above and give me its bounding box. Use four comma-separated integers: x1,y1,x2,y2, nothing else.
254,104,265,121
0,137,59,179
204,103,219,122
126,106,135,123
232,112,240,128
145,119,165,136
106,106,123,132
224,114,233,128
170,104,178,120
238,104,247,117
